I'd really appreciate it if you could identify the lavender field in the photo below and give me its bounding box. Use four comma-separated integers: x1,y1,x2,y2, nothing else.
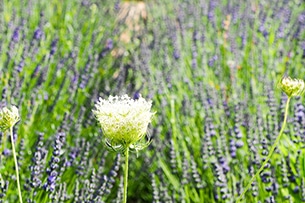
1,0,305,202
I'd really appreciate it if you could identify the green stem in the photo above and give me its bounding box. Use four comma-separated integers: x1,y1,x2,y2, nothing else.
236,97,291,202
123,147,129,203
10,126,23,203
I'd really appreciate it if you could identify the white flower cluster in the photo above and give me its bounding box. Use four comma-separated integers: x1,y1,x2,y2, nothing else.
0,106,20,132
279,76,305,97
93,94,154,150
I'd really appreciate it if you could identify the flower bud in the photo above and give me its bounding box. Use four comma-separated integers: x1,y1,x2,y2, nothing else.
0,106,20,132
278,76,305,97
93,94,154,153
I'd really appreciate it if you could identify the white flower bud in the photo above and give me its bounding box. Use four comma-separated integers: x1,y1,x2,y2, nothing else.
0,106,20,132
279,76,305,97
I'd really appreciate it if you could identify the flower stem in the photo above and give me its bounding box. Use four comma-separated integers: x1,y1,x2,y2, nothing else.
236,96,291,202
123,147,129,203
10,126,23,203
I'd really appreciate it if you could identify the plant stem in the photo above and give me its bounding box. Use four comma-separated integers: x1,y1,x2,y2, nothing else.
10,126,23,203
123,147,129,203
236,96,291,202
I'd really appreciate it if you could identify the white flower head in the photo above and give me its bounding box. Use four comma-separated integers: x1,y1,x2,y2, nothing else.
93,94,154,153
279,76,305,97
0,106,20,132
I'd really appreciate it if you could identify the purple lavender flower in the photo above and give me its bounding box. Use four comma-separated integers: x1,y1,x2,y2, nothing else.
50,39,58,56
33,28,43,40
12,28,20,42
44,132,65,192
2,149,11,156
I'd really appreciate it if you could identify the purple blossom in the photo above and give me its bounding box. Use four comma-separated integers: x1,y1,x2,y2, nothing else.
33,28,43,40
12,28,20,42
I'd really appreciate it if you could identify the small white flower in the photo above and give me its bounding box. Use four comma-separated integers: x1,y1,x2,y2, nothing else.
279,76,305,97
0,106,20,132
93,94,154,153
